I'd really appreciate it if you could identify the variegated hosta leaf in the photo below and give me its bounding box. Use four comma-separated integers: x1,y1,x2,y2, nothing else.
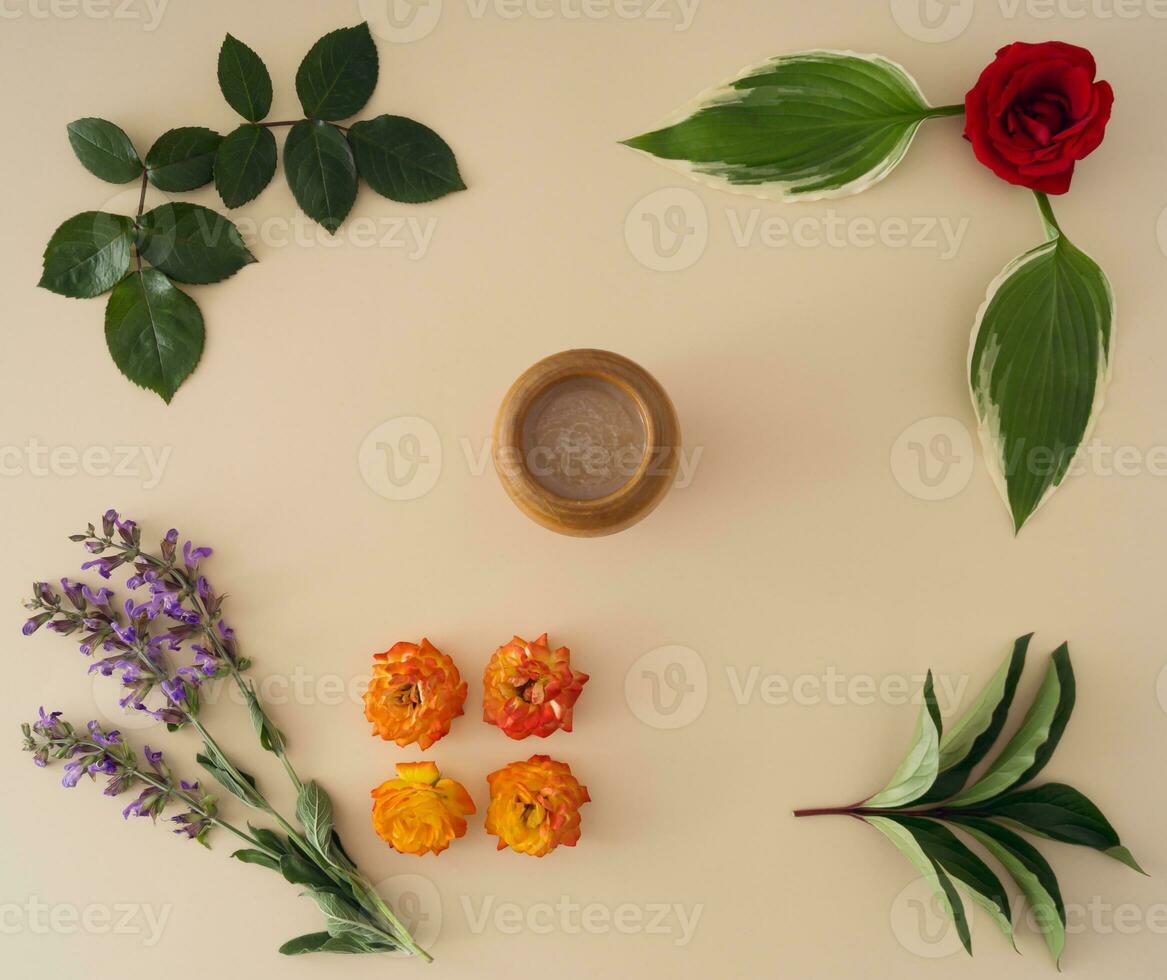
622,50,955,202
888,816,1015,949
976,783,1145,874
863,672,941,808
944,645,1074,808
969,196,1115,532
954,817,1066,964
863,815,972,954
917,635,1030,805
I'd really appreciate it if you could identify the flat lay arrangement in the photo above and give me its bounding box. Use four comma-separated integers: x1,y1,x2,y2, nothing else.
6,7,1164,980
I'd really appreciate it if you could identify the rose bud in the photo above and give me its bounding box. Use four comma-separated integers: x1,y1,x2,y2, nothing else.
363,639,467,750
482,634,589,739
485,755,590,856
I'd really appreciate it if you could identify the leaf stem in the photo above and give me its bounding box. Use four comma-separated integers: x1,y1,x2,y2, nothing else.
257,118,348,133
925,103,965,118
1033,191,1062,239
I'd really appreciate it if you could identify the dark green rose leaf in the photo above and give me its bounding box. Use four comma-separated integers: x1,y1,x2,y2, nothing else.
919,635,1030,804
890,816,1014,945
218,33,273,122
145,127,222,192
104,270,204,403
976,783,1145,873
284,120,356,233
214,123,278,208
348,115,465,203
970,202,1114,531
954,817,1066,964
138,202,256,284
295,22,378,121
66,118,142,183
623,51,944,201
39,211,135,298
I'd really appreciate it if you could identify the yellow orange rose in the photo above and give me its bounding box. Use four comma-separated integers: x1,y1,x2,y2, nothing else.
364,639,467,750
485,755,590,856
482,634,589,739
371,761,476,856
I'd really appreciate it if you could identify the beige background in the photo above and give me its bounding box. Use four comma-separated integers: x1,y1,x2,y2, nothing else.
2,0,1166,977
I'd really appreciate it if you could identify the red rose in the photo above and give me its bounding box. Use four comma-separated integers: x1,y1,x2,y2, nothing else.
963,41,1113,195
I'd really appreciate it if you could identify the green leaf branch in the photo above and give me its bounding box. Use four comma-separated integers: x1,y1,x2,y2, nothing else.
623,48,1113,532
794,636,1144,965
38,22,465,403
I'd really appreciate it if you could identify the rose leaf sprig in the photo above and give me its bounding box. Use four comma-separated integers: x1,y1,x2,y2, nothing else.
793,636,1144,965
38,22,465,404
623,42,1114,533
20,510,432,961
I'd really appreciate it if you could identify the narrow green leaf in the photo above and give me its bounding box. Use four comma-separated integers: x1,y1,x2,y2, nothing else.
214,123,278,208
295,23,379,121
864,815,972,955
278,931,333,956
919,635,1030,804
279,851,335,890
348,114,465,203
622,50,940,201
305,889,386,945
863,671,942,808
977,783,1145,873
954,816,1066,964
245,682,287,754
945,645,1074,808
284,120,357,233
218,33,273,122
66,118,142,183
247,823,288,855
39,212,135,298
104,270,204,403
969,201,1114,532
145,127,222,192
297,780,335,857
231,847,281,871
137,202,255,284
890,816,1015,947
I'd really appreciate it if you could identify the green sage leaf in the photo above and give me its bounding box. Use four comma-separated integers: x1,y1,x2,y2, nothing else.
976,783,1145,873
863,815,972,955
348,114,465,203
39,212,135,298
297,780,335,857
244,682,287,755
137,202,255,284
231,848,281,872
954,816,1066,964
214,124,278,208
66,118,142,183
890,816,1014,947
969,200,1114,532
218,33,273,122
247,823,288,855
863,671,941,808
945,645,1074,808
622,51,942,201
284,120,356,233
279,851,335,890
278,931,334,955
306,890,386,944
145,127,221,192
195,750,262,805
918,634,1030,804
295,23,379,121
104,270,204,403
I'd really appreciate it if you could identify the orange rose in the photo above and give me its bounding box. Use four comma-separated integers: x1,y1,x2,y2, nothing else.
371,761,476,856
485,755,590,856
482,634,589,739
364,639,467,750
